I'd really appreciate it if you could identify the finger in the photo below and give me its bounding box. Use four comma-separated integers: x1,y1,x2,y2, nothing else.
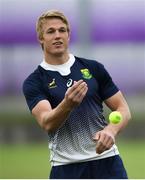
93,132,105,154
102,131,115,149
102,134,111,147
98,136,111,152
74,81,87,92
96,133,107,154
97,132,106,144
105,136,115,150
93,132,100,141
96,133,115,153
96,141,106,154
64,81,88,108
69,82,87,98
69,80,84,92
66,80,86,96
73,86,88,102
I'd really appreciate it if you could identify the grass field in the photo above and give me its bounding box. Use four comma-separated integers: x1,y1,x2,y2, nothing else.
0,140,145,179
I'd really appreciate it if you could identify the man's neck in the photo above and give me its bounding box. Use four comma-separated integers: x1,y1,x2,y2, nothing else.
44,52,69,65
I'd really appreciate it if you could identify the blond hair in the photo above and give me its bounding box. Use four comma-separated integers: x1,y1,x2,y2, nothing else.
36,10,70,41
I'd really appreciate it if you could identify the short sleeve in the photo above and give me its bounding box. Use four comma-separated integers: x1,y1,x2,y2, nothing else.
23,77,47,112
96,63,119,100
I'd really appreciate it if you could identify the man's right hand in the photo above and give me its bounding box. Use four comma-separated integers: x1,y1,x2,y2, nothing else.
64,80,88,109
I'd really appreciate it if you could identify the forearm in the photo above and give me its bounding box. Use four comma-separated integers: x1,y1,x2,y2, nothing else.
105,107,131,137
33,80,88,133
42,81,88,132
94,107,131,154
42,99,73,132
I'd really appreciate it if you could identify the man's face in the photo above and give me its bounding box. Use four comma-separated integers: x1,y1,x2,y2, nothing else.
40,18,70,56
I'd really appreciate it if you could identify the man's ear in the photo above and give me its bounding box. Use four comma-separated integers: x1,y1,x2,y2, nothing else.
39,38,43,44
68,32,70,41
38,38,44,50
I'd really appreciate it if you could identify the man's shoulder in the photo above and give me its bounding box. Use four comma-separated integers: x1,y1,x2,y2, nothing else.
75,56,103,69
23,66,43,85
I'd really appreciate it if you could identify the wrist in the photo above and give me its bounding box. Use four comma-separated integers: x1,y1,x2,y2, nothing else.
104,124,119,137
60,99,74,112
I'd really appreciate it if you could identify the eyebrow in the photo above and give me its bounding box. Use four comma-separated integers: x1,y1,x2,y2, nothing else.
47,26,67,30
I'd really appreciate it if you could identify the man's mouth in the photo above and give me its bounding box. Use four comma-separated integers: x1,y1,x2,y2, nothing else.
53,41,63,45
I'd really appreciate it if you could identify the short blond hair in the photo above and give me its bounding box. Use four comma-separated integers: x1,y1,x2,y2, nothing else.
36,10,70,41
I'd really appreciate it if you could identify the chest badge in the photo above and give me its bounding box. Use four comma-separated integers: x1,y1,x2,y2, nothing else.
81,69,92,79
48,79,57,89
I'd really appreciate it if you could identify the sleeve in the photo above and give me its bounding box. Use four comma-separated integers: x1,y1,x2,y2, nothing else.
95,62,119,100
23,77,48,112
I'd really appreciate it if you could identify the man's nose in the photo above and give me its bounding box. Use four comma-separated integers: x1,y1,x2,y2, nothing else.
55,30,61,38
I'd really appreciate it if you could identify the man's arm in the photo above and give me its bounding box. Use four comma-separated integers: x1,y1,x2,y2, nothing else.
94,91,131,154
32,80,88,133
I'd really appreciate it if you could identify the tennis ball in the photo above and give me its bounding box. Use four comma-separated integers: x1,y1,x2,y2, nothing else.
109,111,122,124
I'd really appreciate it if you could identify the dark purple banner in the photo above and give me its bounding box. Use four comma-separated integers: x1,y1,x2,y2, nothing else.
0,0,145,44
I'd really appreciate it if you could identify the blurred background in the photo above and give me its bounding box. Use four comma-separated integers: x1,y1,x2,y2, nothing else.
0,0,145,178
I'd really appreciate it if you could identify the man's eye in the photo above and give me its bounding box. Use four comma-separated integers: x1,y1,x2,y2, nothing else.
59,29,67,32
47,30,54,34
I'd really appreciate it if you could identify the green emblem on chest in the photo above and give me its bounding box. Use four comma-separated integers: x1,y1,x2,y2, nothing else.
80,69,92,79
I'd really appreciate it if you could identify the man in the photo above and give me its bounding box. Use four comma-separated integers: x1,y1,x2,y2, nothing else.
23,10,131,179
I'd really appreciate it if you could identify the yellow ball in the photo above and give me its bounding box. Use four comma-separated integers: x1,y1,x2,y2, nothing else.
109,111,122,124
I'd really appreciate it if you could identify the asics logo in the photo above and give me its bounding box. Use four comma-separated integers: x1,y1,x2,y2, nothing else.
66,79,73,87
